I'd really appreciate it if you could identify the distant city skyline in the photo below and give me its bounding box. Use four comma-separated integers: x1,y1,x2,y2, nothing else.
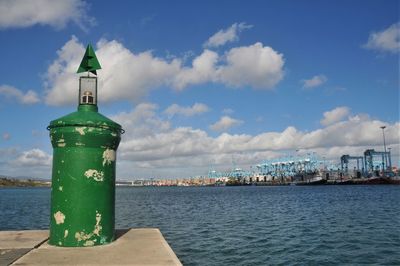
0,0,399,179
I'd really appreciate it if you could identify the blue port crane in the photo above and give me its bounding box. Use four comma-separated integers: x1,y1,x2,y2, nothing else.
255,153,322,179
340,155,364,175
364,149,392,175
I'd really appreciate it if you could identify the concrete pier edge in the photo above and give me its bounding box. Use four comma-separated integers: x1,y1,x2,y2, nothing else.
0,228,182,265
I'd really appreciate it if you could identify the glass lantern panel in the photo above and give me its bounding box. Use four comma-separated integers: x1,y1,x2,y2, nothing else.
79,77,97,105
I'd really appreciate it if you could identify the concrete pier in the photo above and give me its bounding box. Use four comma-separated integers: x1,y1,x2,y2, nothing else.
0,229,182,265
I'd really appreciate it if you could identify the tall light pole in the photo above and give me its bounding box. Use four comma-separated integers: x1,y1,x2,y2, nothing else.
380,126,387,170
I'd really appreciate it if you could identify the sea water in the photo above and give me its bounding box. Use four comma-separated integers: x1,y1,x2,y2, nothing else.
1,185,399,265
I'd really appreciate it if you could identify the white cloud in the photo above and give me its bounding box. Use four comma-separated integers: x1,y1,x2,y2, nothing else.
173,42,284,90
302,74,327,89
108,104,399,179
14,149,52,167
218,42,285,89
0,148,52,178
111,103,171,139
44,36,181,105
173,50,219,90
44,37,285,105
0,85,40,104
164,103,210,118
210,116,243,132
0,0,94,30
204,22,253,48
321,106,350,126
9,98,381,180
364,22,400,53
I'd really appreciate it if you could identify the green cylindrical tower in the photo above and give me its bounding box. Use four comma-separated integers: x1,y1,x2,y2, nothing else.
48,45,123,247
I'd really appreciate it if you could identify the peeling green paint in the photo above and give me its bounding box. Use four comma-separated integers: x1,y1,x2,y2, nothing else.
48,103,122,247
54,211,65,224
75,127,87,135
102,149,115,166
84,169,104,182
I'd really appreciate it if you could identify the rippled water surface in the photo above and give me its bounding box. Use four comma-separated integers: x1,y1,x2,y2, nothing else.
1,186,399,265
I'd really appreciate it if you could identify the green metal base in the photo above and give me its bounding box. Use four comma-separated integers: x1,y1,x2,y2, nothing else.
48,104,122,247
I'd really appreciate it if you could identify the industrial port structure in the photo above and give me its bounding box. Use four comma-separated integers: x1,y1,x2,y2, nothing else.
208,153,322,181
341,149,392,177
207,148,397,184
117,148,397,187
208,126,396,183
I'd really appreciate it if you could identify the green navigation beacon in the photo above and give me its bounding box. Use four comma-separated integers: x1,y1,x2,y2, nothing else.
47,44,124,247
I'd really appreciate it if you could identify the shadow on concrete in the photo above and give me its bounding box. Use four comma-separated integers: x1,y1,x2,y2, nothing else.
0,248,32,265
115,229,130,240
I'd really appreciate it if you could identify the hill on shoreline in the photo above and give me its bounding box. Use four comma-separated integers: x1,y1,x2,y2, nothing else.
0,176,50,187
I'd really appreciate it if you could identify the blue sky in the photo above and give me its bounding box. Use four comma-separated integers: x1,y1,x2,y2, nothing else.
0,0,399,179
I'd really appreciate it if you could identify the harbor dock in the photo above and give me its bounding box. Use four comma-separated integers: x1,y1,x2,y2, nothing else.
0,229,182,265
